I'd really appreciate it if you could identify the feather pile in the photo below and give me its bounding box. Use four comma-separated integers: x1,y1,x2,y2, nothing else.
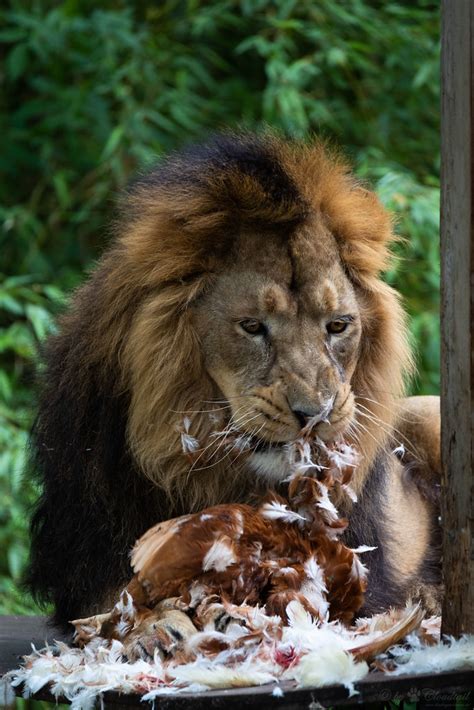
5,434,474,707
7,605,459,710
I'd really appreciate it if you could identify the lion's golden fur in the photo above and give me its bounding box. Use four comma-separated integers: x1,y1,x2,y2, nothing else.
29,133,433,624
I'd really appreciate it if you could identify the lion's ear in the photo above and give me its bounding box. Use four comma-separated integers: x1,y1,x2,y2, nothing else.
322,185,396,287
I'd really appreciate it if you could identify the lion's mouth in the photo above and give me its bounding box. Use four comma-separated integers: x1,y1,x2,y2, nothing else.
251,438,287,454
246,427,343,454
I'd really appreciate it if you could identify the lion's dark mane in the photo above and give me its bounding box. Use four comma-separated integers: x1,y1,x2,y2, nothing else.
27,133,307,626
27,281,168,624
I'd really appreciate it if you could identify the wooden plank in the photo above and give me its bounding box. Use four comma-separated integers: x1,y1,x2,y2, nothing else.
12,670,474,708
93,671,474,710
0,615,70,676
440,0,474,635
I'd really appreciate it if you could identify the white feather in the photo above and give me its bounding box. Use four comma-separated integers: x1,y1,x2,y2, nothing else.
392,443,405,457
168,654,277,689
260,501,308,523
300,557,329,619
285,600,318,631
316,482,339,521
289,647,368,695
277,566,299,576
342,483,358,502
180,417,200,453
304,556,327,590
202,539,236,572
387,635,474,675
351,555,370,582
186,581,208,607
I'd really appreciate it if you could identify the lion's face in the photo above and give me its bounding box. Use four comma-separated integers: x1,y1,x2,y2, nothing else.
192,218,362,481
114,133,411,506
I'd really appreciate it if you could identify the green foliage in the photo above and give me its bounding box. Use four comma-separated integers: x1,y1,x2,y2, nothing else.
375,170,440,393
1,0,440,614
0,275,62,613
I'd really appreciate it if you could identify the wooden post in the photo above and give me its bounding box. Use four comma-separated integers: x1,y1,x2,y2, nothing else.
440,0,474,635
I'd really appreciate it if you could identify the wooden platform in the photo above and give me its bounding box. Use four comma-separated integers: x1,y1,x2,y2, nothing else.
1,616,473,708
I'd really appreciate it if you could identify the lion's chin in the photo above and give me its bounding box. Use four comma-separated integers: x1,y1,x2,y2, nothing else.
247,446,292,484
246,416,356,484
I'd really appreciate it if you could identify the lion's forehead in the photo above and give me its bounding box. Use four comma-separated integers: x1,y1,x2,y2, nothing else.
222,261,355,323
255,279,349,319
234,218,340,275
225,221,353,319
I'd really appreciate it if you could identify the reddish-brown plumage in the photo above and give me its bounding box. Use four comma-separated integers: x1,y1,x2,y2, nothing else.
71,439,375,661
125,445,367,628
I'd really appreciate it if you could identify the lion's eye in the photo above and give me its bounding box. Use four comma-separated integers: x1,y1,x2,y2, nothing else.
239,319,266,336
327,319,349,335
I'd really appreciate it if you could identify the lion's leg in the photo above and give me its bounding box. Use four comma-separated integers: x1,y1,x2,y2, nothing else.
392,395,440,501
386,396,442,614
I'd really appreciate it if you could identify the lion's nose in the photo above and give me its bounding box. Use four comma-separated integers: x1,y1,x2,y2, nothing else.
291,398,335,429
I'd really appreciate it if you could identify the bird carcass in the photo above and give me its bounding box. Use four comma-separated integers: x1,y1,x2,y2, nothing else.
72,438,422,666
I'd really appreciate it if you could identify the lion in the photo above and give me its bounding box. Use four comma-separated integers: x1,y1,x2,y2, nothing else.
27,132,441,627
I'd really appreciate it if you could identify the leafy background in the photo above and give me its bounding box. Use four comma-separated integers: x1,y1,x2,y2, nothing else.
1,0,440,615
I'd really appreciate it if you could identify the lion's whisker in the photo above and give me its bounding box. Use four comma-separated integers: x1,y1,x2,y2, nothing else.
184,404,250,474
171,405,232,415
188,418,264,473
354,409,412,461
211,408,258,443
355,404,420,460
356,395,421,424
202,394,254,404
186,404,260,475
346,422,361,445
232,423,267,476
232,422,266,469
351,416,389,454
